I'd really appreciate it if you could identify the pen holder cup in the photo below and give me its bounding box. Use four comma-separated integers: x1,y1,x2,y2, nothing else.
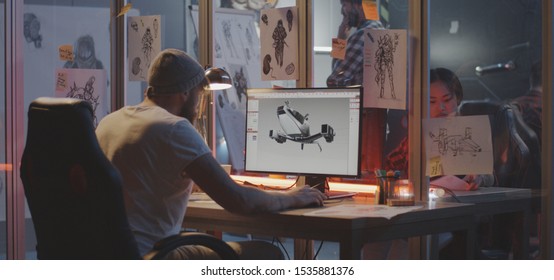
377,178,414,205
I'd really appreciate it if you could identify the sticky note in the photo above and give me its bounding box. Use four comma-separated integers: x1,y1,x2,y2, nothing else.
56,70,68,92
117,3,132,17
362,0,379,21
331,38,347,60
429,156,444,177
59,45,74,61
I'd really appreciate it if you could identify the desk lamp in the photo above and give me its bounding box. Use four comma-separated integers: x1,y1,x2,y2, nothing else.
204,67,233,90
196,66,233,149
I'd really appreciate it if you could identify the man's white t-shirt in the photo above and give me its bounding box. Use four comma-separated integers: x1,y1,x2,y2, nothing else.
96,105,211,255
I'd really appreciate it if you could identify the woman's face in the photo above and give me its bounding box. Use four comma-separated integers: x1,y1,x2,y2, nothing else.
430,81,458,118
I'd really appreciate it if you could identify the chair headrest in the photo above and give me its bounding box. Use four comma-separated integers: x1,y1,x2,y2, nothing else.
30,97,93,116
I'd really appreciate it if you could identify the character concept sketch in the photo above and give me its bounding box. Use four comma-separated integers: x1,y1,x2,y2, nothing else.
262,54,275,78
272,19,288,68
286,9,293,32
233,67,248,102
429,127,482,157
269,101,335,152
64,35,104,70
222,20,239,58
142,27,154,69
131,57,142,76
153,18,159,38
261,14,269,25
66,76,100,125
374,33,399,99
243,25,253,60
24,13,42,48
130,20,139,32
215,41,223,59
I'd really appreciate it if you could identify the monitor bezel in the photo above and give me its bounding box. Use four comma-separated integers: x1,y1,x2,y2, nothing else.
244,86,363,179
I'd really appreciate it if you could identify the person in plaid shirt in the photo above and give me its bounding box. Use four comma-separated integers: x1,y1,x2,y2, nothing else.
327,0,384,88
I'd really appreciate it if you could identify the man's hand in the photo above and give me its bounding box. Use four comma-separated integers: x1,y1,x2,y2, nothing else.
285,185,327,208
338,15,351,39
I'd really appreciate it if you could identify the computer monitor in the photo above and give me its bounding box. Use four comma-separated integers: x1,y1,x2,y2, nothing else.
245,87,363,191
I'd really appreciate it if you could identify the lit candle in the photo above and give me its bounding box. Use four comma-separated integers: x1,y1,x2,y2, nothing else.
398,186,411,199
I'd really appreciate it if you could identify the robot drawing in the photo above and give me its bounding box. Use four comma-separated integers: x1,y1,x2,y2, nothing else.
429,127,482,157
374,33,399,99
269,101,335,152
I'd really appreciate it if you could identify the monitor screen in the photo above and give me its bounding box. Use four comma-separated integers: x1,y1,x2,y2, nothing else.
245,87,362,178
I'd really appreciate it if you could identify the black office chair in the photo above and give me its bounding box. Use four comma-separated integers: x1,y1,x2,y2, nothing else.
20,97,238,260
459,100,540,189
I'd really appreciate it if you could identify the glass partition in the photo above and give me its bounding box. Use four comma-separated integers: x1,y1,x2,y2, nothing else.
1,0,6,260
313,0,411,184
211,0,297,172
22,0,112,258
428,0,543,259
428,0,542,187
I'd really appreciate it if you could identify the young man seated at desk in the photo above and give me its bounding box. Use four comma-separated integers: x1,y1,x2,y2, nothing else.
96,49,327,260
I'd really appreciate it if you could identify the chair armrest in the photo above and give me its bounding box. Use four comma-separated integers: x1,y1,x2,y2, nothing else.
143,232,239,260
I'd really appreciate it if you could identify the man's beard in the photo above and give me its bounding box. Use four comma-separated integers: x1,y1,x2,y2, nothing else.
179,99,198,124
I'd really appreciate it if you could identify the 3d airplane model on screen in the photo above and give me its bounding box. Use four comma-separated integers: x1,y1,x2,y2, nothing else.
269,101,335,152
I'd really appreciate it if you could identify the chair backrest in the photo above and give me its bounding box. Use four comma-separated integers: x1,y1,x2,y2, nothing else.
20,97,141,259
459,100,540,188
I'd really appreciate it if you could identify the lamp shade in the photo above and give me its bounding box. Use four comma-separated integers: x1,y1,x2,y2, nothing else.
204,67,233,90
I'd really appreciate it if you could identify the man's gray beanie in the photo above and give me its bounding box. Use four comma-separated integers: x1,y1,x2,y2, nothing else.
147,48,205,94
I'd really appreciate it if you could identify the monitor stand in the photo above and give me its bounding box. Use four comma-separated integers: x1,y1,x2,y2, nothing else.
304,175,327,193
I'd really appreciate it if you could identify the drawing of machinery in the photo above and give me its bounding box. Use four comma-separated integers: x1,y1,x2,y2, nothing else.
429,127,482,156
269,101,335,152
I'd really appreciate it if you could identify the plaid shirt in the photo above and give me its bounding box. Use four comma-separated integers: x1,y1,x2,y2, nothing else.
384,136,409,177
328,20,384,86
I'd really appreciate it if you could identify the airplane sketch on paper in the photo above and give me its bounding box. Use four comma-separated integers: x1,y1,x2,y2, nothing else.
429,127,482,157
269,101,335,152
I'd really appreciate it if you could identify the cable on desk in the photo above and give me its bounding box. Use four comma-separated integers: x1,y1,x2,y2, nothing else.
430,185,461,202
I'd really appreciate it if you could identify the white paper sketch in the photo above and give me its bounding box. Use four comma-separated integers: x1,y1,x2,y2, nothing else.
424,115,493,176
128,15,162,81
191,6,271,170
303,204,423,220
363,29,407,109
259,7,299,81
55,68,108,127
23,5,111,125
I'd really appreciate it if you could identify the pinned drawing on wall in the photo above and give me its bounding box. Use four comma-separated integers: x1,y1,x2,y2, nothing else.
363,29,407,110
24,12,43,48
190,6,272,171
55,68,108,126
128,15,161,81
63,35,105,69
423,115,493,176
259,7,298,81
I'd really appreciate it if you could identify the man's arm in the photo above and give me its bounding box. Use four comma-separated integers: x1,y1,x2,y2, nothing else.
185,153,326,214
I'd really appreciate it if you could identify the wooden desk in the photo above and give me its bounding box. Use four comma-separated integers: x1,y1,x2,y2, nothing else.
184,198,477,259
437,187,540,259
